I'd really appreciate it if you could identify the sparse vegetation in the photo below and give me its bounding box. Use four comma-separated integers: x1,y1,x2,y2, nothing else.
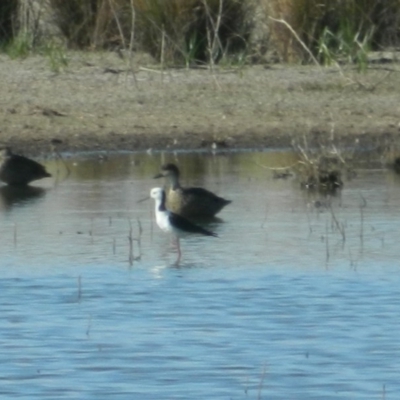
5,33,32,59
42,40,69,72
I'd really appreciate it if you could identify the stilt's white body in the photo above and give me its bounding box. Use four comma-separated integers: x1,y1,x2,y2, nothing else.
150,187,217,264
154,202,178,235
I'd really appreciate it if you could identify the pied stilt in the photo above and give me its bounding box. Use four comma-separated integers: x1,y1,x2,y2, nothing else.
150,187,217,264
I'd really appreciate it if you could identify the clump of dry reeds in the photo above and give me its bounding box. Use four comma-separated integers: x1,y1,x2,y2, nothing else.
266,0,400,64
292,136,346,193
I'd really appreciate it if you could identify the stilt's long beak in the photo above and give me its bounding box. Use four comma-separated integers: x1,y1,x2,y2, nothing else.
153,173,164,179
137,195,150,203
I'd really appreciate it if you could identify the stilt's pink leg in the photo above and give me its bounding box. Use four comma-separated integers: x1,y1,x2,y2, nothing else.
175,237,181,265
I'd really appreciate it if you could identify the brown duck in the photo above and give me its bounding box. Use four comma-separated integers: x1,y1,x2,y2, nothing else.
154,163,231,219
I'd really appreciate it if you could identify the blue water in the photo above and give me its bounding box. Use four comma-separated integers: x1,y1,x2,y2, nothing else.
0,151,399,399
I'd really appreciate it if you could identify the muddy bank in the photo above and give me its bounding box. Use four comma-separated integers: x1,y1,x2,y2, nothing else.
0,52,399,157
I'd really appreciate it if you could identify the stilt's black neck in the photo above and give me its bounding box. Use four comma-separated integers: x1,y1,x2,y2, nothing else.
158,190,167,211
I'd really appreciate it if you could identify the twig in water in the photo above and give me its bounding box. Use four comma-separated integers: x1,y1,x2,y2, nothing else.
127,218,143,265
253,160,298,172
86,315,92,337
90,218,94,244
128,220,134,266
328,203,346,245
359,194,367,252
257,365,267,400
77,275,82,302
296,143,313,165
325,219,330,265
136,218,143,259
348,249,357,271
13,223,17,247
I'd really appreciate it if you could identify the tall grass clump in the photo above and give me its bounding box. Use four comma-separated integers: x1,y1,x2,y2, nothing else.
134,0,249,66
49,0,134,49
267,0,400,66
2,1,36,58
0,1,18,47
48,0,249,65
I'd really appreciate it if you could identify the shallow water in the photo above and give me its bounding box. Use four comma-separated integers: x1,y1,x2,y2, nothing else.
1,150,400,399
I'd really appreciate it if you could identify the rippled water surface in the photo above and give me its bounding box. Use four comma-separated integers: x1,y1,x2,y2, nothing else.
1,150,400,399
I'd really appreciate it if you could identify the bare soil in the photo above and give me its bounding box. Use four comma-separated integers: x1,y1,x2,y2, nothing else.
0,51,399,157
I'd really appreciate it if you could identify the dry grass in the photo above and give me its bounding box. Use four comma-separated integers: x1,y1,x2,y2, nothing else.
1,0,400,66
266,0,400,63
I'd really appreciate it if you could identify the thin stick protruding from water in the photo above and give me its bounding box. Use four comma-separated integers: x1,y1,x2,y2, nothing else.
128,219,134,266
136,218,143,258
77,275,82,303
86,315,92,337
325,219,330,265
359,194,367,252
127,218,143,266
329,203,346,246
13,223,17,247
257,365,267,400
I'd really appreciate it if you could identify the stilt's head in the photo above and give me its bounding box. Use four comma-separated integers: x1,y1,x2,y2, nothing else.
150,187,164,202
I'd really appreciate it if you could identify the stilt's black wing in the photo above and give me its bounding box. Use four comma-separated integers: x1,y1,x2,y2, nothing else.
169,212,218,237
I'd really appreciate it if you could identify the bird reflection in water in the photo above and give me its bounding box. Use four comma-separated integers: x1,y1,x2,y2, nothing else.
0,185,47,210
